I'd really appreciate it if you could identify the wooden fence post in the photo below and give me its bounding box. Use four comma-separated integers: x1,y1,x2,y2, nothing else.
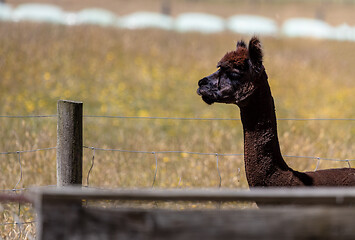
57,100,83,187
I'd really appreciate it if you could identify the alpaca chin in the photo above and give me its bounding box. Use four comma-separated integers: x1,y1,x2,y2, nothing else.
202,96,215,105
197,88,215,105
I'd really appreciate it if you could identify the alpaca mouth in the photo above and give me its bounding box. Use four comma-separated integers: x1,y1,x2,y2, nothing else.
197,88,215,105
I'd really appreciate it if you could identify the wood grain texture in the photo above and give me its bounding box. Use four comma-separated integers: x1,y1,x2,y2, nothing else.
38,204,355,240
30,187,355,206
56,100,83,187
33,187,355,240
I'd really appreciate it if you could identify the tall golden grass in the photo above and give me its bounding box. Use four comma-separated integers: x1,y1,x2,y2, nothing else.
0,22,354,238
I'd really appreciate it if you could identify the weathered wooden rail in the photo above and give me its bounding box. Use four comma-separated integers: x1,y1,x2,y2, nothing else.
27,187,355,240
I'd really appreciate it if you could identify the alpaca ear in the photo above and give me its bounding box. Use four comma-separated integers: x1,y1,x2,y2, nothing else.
236,40,247,50
248,36,263,66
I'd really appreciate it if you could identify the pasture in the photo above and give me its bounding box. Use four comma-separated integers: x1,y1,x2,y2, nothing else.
0,20,354,238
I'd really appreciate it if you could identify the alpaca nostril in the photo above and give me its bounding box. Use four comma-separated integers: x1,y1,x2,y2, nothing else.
198,78,208,87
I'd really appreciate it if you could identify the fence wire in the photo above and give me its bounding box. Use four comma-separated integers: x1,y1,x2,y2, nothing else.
1,114,355,121
0,192,36,239
83,145,354,190
0,192,35,240
0,147,57,155
1,114,354,239
0,115,57,118
0,147,56,239
82,146,354,161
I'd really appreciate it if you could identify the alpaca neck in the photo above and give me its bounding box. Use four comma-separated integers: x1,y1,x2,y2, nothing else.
239,74,291,187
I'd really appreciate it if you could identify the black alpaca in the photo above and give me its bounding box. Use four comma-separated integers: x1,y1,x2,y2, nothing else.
197,37,355,187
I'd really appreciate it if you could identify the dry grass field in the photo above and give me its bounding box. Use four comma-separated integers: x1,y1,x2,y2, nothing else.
0,1,354,238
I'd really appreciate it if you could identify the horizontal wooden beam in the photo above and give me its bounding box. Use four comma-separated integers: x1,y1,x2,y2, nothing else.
33,187,355,239
37,204,355,240
0,193,32,204
29,187,355,206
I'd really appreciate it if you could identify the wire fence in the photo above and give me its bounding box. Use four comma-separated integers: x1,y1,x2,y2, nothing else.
0,147,56,239
1,114,354,239
0,190,35,239
1,145,353,192
1,114,355,121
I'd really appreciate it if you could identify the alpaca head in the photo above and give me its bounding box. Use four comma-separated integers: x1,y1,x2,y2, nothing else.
197,37,266,107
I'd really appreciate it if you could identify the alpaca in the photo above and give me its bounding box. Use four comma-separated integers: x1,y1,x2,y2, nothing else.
197,37,355,187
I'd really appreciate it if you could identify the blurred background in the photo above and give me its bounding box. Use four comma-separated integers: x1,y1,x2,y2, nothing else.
2,0,355,36
0,1,354,238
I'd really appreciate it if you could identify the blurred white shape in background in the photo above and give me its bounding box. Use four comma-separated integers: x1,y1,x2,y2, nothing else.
0,3,12,21
1,3,355,42
118,12,173,30
227,15,278,36
12,3,65,24
76,8,117,26
331,23,355,42
63,12,77,26
282,18,333,39
174,13,225,34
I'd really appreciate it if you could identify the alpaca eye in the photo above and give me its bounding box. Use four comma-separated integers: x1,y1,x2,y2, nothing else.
228,71,241,79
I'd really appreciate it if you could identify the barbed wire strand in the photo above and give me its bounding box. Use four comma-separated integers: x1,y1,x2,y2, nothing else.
0,147,351,192
82,146,353,193
83,146,239,156
1,146,350,163
83,146,354,162
85,115,355,121
0,186,56,193
0,147,56,155
0,188,28,192
283,155,355,162
1,114,354,121
0,146,350,189
0,221,35,226
0,115,57,118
